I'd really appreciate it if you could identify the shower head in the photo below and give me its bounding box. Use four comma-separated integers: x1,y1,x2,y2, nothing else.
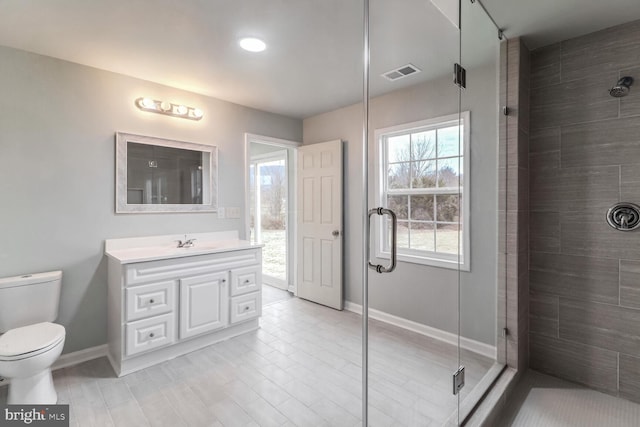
610,76,634,97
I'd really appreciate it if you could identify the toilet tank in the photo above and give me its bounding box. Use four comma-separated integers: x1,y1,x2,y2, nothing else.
0,271,62,333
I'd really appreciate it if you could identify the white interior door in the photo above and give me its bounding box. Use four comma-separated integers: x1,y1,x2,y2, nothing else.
296,140,343,310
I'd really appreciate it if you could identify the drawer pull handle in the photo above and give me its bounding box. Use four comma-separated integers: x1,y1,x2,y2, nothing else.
244,306,250,311
244,280,250,284
222,279,226,283
149,333,155,338
149,299,155,304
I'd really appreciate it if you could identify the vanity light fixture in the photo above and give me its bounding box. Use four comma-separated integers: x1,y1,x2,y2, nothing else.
135,97,204,121
239,37,266,52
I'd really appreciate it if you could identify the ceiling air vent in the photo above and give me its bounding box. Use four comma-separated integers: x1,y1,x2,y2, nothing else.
382,64,421,81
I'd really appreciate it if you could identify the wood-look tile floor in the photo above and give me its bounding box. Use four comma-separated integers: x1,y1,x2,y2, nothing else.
0,295,492,426
262,285,293,307
498,370,640,427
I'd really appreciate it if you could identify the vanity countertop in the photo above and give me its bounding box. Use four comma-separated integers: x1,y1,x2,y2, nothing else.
105,232,262,264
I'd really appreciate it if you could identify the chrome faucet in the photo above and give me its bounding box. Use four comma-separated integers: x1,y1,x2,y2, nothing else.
176,236,196,248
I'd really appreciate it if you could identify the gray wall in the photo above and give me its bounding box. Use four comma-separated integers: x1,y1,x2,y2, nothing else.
0,46,301,353
303,62,499,345
529,19,640,402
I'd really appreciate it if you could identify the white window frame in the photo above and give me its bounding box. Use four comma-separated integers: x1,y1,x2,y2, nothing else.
374,111,471,271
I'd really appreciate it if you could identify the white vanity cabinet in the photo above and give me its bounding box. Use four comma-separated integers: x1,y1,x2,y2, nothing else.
106,236,262,377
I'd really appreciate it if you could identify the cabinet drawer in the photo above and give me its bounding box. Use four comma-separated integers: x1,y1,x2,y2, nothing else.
125,281,175,322
125,313,175,357
230,292,262,324
230,265,261,296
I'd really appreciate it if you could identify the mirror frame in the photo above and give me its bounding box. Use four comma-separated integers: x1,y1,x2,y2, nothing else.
115,132,218,213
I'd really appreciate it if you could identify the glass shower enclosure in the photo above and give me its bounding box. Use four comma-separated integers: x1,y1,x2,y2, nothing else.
363,0,507,424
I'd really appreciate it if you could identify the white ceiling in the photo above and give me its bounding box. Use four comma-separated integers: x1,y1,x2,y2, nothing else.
0,1,638,119
482,0,640,50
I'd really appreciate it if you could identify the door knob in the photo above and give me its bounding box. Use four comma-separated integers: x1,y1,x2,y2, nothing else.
332,230,340,237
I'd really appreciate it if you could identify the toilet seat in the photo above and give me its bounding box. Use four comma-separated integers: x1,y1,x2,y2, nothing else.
0,322,65,361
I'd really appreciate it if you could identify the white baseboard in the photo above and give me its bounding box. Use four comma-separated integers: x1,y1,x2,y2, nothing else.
344,301,496,359
52,344,108,371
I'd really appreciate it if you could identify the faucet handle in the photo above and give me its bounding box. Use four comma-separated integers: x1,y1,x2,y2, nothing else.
176,237,196,248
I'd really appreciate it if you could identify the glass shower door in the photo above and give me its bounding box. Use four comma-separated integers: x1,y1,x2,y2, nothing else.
457,0,508,421
366,0,462,424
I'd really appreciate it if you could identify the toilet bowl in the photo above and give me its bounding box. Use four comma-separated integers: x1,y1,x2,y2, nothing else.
0,322,66,404
0,271,65,404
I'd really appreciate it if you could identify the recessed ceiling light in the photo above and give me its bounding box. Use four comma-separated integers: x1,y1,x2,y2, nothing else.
239,37,266,52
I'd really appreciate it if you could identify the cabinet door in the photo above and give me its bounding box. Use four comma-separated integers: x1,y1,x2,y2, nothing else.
179,272,229,339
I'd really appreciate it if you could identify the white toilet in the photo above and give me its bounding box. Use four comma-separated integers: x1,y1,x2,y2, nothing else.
0,271,66,404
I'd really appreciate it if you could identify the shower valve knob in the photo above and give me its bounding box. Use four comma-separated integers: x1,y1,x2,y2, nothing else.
607,203,640,231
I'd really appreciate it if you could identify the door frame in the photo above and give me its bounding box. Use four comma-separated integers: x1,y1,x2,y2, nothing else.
244,133,301,294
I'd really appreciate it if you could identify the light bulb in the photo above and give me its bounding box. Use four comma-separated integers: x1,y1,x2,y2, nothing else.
140,98,155,109
175,105,188,115
160,101,172,112
191,108,203,119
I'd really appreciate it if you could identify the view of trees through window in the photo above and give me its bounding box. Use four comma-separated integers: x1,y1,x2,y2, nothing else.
383,122,463,255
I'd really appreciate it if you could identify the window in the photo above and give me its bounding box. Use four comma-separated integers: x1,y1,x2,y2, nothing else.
375,112,470,270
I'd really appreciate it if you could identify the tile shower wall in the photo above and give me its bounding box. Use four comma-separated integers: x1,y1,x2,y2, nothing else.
529,19,640,403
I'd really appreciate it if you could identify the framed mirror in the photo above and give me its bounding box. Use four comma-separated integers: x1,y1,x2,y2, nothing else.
115,132,217,213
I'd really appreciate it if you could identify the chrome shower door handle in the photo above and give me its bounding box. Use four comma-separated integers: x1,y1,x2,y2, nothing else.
368,207,397,273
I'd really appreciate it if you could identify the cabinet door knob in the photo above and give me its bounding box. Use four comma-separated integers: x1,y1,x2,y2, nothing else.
222,279,226,283
149,333,155,338
149,299,155,304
